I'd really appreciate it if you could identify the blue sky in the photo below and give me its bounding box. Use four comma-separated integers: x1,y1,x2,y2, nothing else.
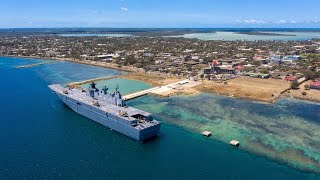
1,0,320,28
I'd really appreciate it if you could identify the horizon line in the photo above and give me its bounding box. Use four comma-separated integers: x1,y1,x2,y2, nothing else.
1,27,320,30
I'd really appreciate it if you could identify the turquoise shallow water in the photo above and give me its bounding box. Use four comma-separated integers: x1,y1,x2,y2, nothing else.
33,61,125,85
129,94,320,173
0,57,319,179
170,31,320,41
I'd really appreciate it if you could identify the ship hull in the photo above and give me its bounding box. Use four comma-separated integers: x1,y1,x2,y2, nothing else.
54,92,160,142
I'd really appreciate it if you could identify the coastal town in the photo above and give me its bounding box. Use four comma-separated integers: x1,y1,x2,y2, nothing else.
2,0,320,176
1,33,320,102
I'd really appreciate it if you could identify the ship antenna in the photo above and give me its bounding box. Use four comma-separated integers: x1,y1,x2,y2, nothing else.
116,83,119,92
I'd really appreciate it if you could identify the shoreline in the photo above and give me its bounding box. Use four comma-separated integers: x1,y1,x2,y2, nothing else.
2,55,319,104
2,55,134,72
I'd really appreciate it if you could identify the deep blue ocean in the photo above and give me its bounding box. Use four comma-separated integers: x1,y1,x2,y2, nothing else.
0,57,319,179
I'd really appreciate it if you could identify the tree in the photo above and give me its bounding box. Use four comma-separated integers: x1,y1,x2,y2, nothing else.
186,64,192,71
304,84,310,90
199,74,204,81
304,70,317,80
260,69,269,74
252,61,261,66
124,55,137,65
290,79,299,89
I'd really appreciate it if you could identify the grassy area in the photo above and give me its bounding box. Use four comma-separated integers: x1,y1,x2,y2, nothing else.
300,53,320,59
195,76,290,103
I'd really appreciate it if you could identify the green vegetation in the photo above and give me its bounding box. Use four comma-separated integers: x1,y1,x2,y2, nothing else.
304,84,310,90
260,69,269,74
303,70,320,80
290,79,300,89
301,53,320,59
199,74,204,81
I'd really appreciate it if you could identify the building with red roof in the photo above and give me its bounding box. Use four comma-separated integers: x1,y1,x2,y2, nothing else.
284,76,297,81
235,65,245,69
310,82,320,90
212,60,219,66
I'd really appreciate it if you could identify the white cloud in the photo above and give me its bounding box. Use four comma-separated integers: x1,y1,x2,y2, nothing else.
120,7,128,11
236,19,266,24
310,20,320,23
277,20,287,24
235,19,312,25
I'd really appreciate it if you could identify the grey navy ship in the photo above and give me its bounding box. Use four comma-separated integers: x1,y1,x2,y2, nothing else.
49,82,160,141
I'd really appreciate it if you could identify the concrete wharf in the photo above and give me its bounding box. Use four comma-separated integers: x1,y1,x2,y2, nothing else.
123,79,198,100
